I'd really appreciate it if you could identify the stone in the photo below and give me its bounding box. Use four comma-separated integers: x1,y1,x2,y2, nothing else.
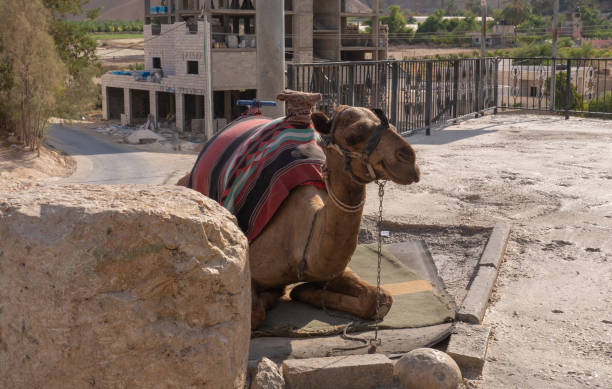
251,358,285,389
0,185,250,389
445,323,491,375
282,354,394,389
126,129,164,144
477,222,511,268
394,348,462,389
457,266,499,324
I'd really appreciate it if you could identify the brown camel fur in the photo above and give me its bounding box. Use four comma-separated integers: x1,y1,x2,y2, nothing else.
179,104,420,329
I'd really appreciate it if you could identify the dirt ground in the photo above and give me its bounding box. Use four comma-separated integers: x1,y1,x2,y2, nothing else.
97,38,144,69
387,46,477,60
0,136,75,192
362,113,612,388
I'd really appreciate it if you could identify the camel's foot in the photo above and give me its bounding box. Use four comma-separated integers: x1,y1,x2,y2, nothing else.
251,287,284,329
290,268,393,320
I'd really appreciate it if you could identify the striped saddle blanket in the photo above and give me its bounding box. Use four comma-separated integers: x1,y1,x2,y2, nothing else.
187,116,326,242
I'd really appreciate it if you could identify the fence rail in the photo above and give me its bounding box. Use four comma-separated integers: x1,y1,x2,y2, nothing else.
287,57,612,135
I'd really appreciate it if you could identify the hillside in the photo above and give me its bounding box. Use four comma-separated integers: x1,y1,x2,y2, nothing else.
84,0,143,21
83,0,611,22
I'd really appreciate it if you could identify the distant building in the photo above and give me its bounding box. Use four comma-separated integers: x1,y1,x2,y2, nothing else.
471,24,515,47
101,0,388,133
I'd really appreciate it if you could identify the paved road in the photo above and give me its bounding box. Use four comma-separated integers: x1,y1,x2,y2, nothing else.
47,125,194,185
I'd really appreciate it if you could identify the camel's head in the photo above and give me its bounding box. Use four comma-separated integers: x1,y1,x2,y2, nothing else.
312,106,420,185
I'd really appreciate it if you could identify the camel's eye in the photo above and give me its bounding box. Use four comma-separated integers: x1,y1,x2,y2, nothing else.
345,133,366,146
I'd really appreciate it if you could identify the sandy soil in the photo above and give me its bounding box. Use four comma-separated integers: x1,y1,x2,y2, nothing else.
0,137,75,192
97,38,144,69
362,114,612,388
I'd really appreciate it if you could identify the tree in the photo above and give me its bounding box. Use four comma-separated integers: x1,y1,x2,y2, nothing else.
546,72,582,110
464,0,482,15
444,0,459,16
44,0,100,117
502,0,531,27
380,5,413,43
0,0,66,150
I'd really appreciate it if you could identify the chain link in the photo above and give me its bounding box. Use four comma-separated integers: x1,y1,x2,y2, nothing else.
369,180,385,353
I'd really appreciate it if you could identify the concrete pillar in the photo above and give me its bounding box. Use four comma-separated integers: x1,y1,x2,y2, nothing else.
149,90,158,127
124,88,132,126
176,92,185,132
224,91,232,122
256,0,285,117
374,0,380,60
294,0,313,64
102,86,109,121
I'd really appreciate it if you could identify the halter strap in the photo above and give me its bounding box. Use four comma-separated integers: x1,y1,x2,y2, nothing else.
322,107,391,184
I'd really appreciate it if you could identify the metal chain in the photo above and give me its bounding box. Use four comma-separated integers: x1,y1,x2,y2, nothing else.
318,179,387,355
369,180,385,353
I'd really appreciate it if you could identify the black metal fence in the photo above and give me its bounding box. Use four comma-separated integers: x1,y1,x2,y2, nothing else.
287,57,612,135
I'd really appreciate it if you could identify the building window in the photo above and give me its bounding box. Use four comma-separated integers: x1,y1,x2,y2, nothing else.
530,86,538,97
153,57,161,69
187,61,199,75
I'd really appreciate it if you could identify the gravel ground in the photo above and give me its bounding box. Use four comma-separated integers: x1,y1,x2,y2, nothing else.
361,114,612,388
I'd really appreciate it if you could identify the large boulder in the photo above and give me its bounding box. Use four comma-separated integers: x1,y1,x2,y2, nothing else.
0,185,250,389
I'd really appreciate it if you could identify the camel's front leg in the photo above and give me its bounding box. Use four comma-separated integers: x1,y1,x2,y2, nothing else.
251,285,285,329
290,268,393,320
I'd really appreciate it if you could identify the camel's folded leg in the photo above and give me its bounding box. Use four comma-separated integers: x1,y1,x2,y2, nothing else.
251,286,284,329
290,268,393,320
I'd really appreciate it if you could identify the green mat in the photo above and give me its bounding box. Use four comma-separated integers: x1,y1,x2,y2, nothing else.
253,244,455,337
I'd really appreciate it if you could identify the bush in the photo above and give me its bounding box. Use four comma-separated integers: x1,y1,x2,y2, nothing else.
587,91,612,113
546,72,583,111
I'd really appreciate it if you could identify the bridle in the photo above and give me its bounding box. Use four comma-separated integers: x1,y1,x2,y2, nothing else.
320,108,392,213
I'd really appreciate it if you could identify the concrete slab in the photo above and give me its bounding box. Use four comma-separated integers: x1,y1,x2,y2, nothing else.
445,322,491,376
478,222,511,268
457,266,499,324
249,323,453,362
457,222,510,324
282,354,394,389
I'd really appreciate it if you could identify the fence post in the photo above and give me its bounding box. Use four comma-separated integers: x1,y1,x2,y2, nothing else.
349,64,355,106
425,62,433,136
453,60,459,121
287,64,295,91
474,59,481,117
494,59,499,114
391,62,399,126
551,58,557,111
565,59,571,120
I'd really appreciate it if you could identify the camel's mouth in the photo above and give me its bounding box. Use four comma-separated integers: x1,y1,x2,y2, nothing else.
381,160,420,185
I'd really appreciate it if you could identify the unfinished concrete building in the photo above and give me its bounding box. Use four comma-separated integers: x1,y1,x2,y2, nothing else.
101,0,388,132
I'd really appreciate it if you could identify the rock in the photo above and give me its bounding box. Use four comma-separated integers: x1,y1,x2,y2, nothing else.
0,185,250,389
126,129,164,144
282,354,394,389
394,348,462,389
250,358,284,389
445,323,491,375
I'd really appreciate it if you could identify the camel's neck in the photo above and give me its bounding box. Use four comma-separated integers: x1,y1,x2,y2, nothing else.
311,149,366,278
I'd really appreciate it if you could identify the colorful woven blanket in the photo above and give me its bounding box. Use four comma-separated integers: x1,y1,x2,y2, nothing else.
188,116,326,242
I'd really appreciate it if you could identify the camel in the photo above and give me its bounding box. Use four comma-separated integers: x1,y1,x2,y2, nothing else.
180,91,420,328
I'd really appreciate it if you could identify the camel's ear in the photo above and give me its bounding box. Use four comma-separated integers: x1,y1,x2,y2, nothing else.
311,111,331,134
